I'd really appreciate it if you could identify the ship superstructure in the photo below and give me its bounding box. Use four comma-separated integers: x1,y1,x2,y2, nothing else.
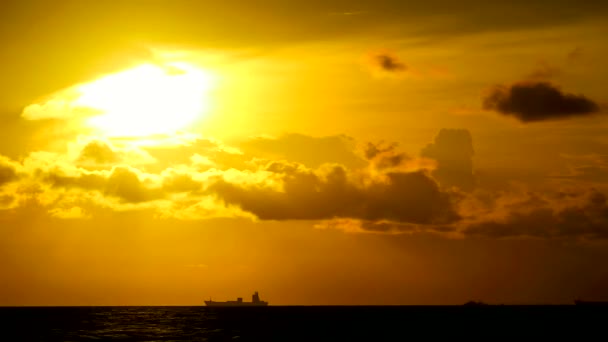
205,291,268,307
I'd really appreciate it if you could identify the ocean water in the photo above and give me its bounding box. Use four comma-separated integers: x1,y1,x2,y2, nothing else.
0,306,606,341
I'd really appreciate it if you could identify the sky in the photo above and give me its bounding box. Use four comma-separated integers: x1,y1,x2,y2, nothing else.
1,0,608,305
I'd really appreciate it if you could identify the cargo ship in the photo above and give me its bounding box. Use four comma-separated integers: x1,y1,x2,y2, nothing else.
205,291,268,307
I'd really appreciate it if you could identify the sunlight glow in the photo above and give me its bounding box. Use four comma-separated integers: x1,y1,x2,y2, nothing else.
75,62,216,137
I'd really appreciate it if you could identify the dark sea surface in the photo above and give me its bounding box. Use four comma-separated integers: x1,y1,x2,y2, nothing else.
1,305,607,341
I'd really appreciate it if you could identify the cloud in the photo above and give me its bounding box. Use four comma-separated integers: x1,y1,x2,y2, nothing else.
4,129,608,241
421,129,475,191
464,190,608,240
144,137,247,172
0,156,19,186
364,141,410,170
21,97,99,121
316,218,452,235
78,140,119,164
104,167,163,203
161,172,202,193
45,171,108,192
482,82,600,122
551,154,608,184
3,131,608,244
373,53,407,72
210,161,459,225
76,139,156,168
364,51,408,77
48,206,89,219
557,166,608,183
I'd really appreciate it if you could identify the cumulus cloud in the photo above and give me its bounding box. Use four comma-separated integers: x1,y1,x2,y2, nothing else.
78,140,119,164
161,171,202,193
3,130,608,241
210,161,459,225
76,139,156,168
482,81,600,122
104,167,162,203
421,129,475,191
8,134,442,226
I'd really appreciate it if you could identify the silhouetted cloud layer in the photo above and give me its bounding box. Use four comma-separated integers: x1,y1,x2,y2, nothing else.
2,131,608,240
464,190,608,240
483,82,599,122
210,162,459,224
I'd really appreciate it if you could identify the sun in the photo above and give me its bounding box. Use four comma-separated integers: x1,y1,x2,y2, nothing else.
73,62,216,137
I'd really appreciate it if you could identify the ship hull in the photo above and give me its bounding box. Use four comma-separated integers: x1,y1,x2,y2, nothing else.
204,301,268,307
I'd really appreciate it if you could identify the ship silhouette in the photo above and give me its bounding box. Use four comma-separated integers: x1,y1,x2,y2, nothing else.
463,300,489,307
205,291,269,307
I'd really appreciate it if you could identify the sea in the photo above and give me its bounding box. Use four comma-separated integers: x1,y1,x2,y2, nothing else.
1,305,606,341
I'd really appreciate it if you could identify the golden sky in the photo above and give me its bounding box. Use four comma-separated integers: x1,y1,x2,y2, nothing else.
1,0,608,305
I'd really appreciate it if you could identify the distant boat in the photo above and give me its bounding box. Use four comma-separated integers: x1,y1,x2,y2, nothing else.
463,300,489,307
205,291,269,307
574,299,608,306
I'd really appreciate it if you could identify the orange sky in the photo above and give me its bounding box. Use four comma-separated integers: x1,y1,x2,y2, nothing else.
1,0,608,305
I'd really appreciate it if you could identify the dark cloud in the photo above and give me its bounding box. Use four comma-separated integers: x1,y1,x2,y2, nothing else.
465,190,608,240
482,82,600,122
162,173,202,193
46,172,106,191
0,158,18,186
210,161,459,225
421,129,475,191
45,166,162,203
364,142,409,170
371,53,407,73
104,167,161,203
359,220,453,234
551,154,608,184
